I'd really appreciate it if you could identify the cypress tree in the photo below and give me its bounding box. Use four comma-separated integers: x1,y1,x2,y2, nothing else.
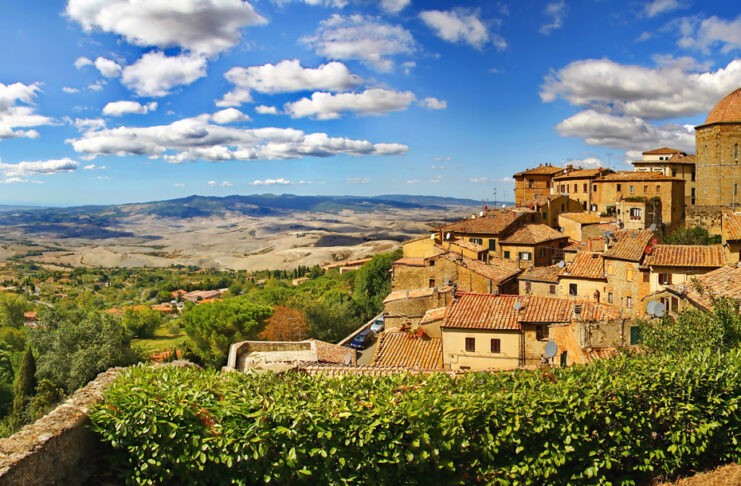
13,346,37,420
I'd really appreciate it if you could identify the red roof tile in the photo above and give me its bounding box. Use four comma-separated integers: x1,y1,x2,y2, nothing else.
562,251,605,279
665,265,741,312
603,229,654,262
371,332,443,370
595,171,683,182
513,165,566,177
642,147,685,155
647,245,726,267
437,252,522,284
442,211,526,236
519,265,560,283
552,168,612,180
723,211,741,241
500,224,567,245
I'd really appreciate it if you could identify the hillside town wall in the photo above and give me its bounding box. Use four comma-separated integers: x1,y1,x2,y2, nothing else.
685,206,723,235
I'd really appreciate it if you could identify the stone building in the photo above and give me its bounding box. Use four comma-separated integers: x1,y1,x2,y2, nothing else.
632,148,697,206
695,88,741,207
437,209,534,255
498,224,569,268
652,265,741,314
645,244,726,294
721,209,741,263
601,229,655,316
518,265,560,297
552,168,614,211
513,164,569,205
383,286,454,329
516,194,583,228
558,251,607,302
558,212,615,241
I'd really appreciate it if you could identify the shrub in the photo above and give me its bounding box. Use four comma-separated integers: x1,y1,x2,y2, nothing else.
91,349,741,485
122,307,162,339
12,347,36,422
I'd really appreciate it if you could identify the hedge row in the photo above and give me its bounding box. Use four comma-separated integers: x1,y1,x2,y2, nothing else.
89,349,741,485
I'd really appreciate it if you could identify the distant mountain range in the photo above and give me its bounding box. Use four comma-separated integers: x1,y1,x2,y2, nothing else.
0,194,495,239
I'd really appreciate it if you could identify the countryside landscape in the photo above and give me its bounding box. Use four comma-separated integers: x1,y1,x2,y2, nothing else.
1,0,741,485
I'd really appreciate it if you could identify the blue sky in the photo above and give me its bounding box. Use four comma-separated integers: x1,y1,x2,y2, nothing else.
0,0,739,206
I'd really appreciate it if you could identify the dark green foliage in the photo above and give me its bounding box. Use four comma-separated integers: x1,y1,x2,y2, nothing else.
662,225,722,245
0,293,29,328
12,347,36,420
28,379,64,421
181,299,273,367
121,307,162,339
352,250,401,318
91,350,741,485
0,383,13,418
29,308,139,393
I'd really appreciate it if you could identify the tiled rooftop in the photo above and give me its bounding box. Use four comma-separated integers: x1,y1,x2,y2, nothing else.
665,265,741,312
559,212,603,224
500,224,567,245
513,165,565,177
442,211,525,236
723,211,741,241
383,286,454,304
420,307,447,324
308,339,357,365
438,252,522,284
451,240,487,253
371,332,443,370
642,147,685,155
647,245,726,268
519,264,560,283
552,168,612,180
564,237,606,252
703,88,741,125
562,251,605,279
595,171,683,182
603,229,655,262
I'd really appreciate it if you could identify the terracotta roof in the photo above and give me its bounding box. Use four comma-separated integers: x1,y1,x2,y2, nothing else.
665,265,741,312
552,168,612,180
595,171,683,182
513,165,565,177
500,224,567,245
518,194,562,207
298,364,460,377
308,339,357,365
451,240,487,253
442,211,525,236
702,88,741,126
642,147,685,155
724,211,741,241
564,237,605,252
383,286,454,304
420,307,447,325
562,251,605,279
392,257,425,267
603,229,654,262
647,245,726,268
371,332,443,370
442,293,620,330
519,265,560,283
559,212,602,224
438,252,522,284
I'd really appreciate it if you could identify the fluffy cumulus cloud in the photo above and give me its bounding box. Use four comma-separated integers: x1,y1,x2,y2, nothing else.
94,57,122,78
74,56,93,69
251,178,292,185
63,87,80,94
677,15,741,53
541,58,741,120
301,14,415,72
121,52,207,97
642,0,689,18
211,108,250,124
217,59,363,107
66,113,408,162
420,97,447,110
0,158,79,180
65,0,266,56
256,105,279,115
0,82,55,140
102,101,157,116
284,88,416,119
539,1,567,35
566,157,604,168
419,8,503,50
379,0,410,14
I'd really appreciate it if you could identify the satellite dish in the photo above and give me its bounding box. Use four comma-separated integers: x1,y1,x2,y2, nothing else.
471,214,476,219
479,211,484,217
646,301,656,315
445,232,451,240
654,302,665,318
513,301,522,311
544,341,558,358
650,223,657,231
344,353,352,366
559,227,565,232
430,233,435,241
557,260,565,269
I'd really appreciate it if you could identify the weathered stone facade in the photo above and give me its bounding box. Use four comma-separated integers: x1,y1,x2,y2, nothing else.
695,123,741,207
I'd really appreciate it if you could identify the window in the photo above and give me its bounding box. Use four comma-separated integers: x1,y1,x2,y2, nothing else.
525,281,532,294
569,283,578,296
735,143,739,162
607,264,615,275
626,268,634,281
542,212,547,220
658,273,672,285
560,184,565,193
671,297,679,312
573,183,577,193
736,183,738,197
643,272,649,283
528,179,534,188
691,169,695,182
491,339,501,353
591,204,598,212
489,240,496,251
582,201,587,210
629,185,634,194
504,251,511,259
626,296,632,307
465,338,475,352
644,184,648,193
428,260,435,267
519,252,532,261
549,284,556,295
561,204,565,211
656,184,661,193
671,169,677,177
469,237,483,245
592,184,597,192
429,278,436,288
583,183,587,192
607,292,613,304
536,325,549,340
616,184,622,192
691,188,696,205
630,208,642,220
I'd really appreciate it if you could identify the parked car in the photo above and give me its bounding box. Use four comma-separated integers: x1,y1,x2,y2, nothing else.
348,329,374,350
369,316,385,334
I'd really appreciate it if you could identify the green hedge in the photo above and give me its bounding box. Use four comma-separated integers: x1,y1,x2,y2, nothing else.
89,350,741,485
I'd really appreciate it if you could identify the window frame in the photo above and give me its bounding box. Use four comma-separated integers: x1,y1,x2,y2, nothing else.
465,337,475,353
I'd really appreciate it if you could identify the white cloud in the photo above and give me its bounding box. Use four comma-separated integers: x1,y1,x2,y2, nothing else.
88,81,105,91
555,109,695,152
66,0,266,56
173,183,185,187
94,57,122,78
211,108,249,124
284,88,416,119
541,58,741,120
221,181,233,187
66,113,408,162
121,52,207,97
297,180,312,184
346,177,371,184
256,105,279,115
96,175,110,180
406,179,420,184
74,56,93,69
217,59,364,107
567,157,604,168
419,9,498,50
0,158,79,177
251,178,292,186
208,180,217,185
0,82,55,140
430,165,445,170
73,118,106,132
420,97,447,110
301,14,415,72
678,15,741,53
63,87,80,94
379,0,410,14
102,101,158,116
540,1,567,35
271,0,348,8
642,0,689,18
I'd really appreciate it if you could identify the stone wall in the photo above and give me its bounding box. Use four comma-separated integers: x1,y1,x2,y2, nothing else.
685,205,724,235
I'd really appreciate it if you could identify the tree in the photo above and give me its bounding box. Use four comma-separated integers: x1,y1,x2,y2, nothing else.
155,290,172,303
259,306,309,341
304,300,359,343
352,250,400,319
182,299,273,367
29,308,139,393
28,379,64,421
0,293,29,328
13,347,36,420
122,307,162,339
662,225,722,245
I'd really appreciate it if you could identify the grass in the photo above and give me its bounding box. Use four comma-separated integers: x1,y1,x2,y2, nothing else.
132,322,189,356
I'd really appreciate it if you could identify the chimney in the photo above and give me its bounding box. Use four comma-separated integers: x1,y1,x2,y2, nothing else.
573,303,582,320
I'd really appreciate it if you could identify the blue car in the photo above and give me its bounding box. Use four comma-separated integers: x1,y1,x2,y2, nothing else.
348,329,374,350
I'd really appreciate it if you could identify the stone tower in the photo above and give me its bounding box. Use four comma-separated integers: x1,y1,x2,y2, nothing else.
695,88,741,206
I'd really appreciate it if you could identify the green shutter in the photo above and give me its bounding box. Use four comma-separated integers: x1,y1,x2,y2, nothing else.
488,239,496,251
560,351,567,367
630,326,642,345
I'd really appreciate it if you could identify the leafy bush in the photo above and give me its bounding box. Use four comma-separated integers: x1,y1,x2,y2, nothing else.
91,349,741,485
122,307,162,339
662,225,722,245
0,293,29,328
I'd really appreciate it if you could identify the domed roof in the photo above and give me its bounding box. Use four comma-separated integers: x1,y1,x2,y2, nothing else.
704,88,741,125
